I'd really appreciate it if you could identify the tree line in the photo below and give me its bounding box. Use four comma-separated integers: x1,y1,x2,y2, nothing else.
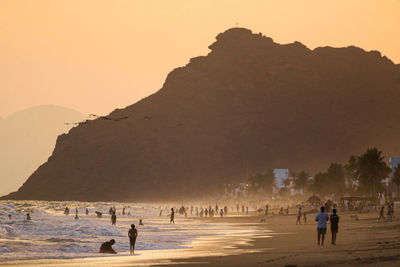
247,148,400,200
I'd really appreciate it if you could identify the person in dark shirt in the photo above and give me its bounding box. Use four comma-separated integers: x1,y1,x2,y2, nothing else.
128,224,138,254
170,208,175,224
111,211,117,226
330,208,339,245
99,239,117,254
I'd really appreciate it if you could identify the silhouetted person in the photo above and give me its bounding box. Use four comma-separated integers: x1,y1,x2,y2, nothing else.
220,209,224,217
378,206,385,222
95,211,102,218
99,239,117,254
139,219,144,225
64,207,69,215
111,212,117,226
85,208,89,215
265,204,269,216
122,208,125,215
316,206,329,246
128,224,138,254
205,208,208,217
75,214,79,220
26,213,31,221
330,208,339,245
170,208,175,224
109,207,113,215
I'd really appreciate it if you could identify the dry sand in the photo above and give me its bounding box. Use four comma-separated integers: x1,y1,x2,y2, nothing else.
163,210,400,266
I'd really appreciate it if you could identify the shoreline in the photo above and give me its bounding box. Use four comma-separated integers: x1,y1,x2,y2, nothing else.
1,211,400,266
0,217,269,266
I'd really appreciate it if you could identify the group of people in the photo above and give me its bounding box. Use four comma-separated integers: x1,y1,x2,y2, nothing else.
315,206,339,246
378,204,395,222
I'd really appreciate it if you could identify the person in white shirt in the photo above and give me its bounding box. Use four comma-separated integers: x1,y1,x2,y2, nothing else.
315,206,329,246
296,207,302,225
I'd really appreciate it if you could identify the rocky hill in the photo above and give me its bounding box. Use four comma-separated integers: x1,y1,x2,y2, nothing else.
3,28,400,201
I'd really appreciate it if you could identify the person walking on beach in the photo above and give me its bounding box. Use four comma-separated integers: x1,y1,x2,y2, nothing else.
330,208,339,245
265,204,269,216
378,206,385,222
315,206,329,246
170,208,175,224
246,206,249,215
111,211,117,226
128,224,138,254
296,207,302,225
220,209,224,217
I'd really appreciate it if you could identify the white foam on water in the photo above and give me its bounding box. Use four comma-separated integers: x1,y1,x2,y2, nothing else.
0,200,227,262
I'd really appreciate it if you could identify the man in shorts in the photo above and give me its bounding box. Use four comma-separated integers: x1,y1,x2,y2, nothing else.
330,208,339,245
315,206,329,246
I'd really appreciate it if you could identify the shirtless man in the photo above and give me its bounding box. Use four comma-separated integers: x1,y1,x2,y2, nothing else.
128,224,138,254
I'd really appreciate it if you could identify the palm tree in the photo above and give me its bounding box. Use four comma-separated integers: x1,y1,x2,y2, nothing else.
356,148,391,197
294,171,309,195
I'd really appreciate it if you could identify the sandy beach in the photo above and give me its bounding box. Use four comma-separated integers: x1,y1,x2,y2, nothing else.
2,208,400,267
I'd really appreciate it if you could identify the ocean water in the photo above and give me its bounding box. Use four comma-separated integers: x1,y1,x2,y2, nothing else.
0,200,224,262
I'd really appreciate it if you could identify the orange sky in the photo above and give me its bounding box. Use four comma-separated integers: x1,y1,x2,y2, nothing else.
1,0,399,117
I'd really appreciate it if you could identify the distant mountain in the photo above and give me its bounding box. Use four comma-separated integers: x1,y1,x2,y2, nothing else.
3,28,400,202
0,105,84,196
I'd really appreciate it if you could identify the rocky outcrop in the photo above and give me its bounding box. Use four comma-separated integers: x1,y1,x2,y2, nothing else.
3,28,400,201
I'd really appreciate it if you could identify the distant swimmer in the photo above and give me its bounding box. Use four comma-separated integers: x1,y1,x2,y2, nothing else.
139,219,144,225
170,208,175,224
111,212,117,226
128,224,138,254
26,213,31,221
95,211,102,218
86,208,89,215
99,239,117,254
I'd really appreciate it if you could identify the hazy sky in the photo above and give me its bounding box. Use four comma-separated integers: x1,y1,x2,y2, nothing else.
1,0,399,117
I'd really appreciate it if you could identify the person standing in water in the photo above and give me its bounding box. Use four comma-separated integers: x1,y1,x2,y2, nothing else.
26,213,31,220
128,224,138,254
170,208,175,224
111,211,117,226
330,208,339,245
315,206,329,246
85,208,89,215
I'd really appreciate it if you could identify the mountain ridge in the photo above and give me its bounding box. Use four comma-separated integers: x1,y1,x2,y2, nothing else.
2,28,400,201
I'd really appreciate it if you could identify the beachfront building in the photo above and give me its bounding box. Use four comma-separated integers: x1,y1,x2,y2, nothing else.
388,157,400,198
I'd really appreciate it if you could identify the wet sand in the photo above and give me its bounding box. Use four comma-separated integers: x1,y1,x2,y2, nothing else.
2,210,400,266
165,211,400,266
